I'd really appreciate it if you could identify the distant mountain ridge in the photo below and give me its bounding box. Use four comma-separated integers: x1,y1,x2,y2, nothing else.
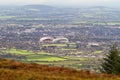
24,5,113,9
23,4,117,12
24,4,57,11
0,4,120,23
25,4,55,8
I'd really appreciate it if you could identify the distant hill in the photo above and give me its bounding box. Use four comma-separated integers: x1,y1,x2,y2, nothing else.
90,6,111,9
25,4,54,8
0,5,120,23
26,4,54,7
0,58,119,80
24,4,56,11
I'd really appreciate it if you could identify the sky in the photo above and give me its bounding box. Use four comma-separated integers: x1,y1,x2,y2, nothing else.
0,0,120,8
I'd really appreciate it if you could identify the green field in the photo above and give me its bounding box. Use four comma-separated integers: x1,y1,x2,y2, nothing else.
0,48,99,70
15,18,49,20
0,48,52,55
42,43,67,47
42,43,76,49
0,16,15,20
27,54,67,61
93,50,103,54
4,48,34,55
107,22,120,25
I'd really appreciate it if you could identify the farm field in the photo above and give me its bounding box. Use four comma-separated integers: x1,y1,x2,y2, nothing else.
0,48,101,71
3,48,34,55
42,43,68,47
26,54,67,61
0,16,15,20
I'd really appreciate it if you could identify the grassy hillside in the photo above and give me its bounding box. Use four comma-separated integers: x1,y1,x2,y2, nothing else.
0,58,120,80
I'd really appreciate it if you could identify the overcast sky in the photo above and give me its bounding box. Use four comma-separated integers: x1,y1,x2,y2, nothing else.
0,0,120,8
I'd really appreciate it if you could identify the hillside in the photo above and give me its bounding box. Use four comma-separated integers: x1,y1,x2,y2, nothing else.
0,58,119,80
1,5,120,23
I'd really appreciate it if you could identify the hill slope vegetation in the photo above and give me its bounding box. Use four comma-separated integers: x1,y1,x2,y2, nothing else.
0,58,120,80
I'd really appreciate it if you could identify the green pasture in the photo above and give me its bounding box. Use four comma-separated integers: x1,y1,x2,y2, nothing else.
26,53,86,69
60,48,77,51
107,22,120,25
37,51,51,54
93,22,120,26
65,56,86,61
3,48,34,55
0,16,14,20
42,43,67,47
15,18,49,20
38,60,84,69
27,54,67,62
0,48,52,55
83,14,93,18
42,43,76,49
93,22,106,25
27,8,40,11
93,50,103,54
69,43,76,48
0,48,98,70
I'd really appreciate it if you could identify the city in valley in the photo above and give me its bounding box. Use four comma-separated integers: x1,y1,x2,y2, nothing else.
0,5,120,72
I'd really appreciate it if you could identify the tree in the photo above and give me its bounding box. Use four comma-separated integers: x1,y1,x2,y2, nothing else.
100,43,120,74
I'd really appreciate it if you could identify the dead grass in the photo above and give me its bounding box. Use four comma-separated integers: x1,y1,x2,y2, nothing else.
0,58,119,80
